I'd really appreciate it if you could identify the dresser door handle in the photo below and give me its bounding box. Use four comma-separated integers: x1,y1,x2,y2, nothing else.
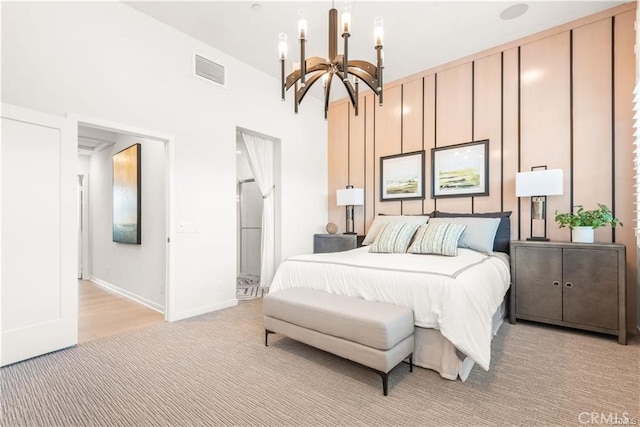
565,282,573,288
553,281,560,286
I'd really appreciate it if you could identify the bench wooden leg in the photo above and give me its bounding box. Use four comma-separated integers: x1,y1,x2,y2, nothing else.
265,329,274,346
373,353,414,396
401,354,414,371
375,370,389,396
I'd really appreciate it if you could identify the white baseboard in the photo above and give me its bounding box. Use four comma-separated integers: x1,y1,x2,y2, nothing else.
169,299,238,322
88,276,165,314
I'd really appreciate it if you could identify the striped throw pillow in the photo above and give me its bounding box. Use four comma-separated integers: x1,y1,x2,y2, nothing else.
407,222,467,256
369,222,420,254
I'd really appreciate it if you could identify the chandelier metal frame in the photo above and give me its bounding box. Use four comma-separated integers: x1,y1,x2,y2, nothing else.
279,4,384,118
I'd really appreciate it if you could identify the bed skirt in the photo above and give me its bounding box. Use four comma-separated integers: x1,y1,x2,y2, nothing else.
413,299,507,381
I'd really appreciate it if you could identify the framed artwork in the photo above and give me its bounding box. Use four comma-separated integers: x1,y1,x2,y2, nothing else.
380,150,425,201
431,139,489,198
112,143,141,244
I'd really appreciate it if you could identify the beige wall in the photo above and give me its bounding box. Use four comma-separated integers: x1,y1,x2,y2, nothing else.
327,4,637,332
636,0,640,332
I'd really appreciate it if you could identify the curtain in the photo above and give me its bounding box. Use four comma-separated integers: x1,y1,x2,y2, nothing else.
241,131,275,288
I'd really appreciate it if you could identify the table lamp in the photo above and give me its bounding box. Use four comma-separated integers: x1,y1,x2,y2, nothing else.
515,168,564,241
336,185,364,235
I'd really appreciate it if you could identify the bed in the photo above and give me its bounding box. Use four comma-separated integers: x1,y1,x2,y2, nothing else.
268,211,512,381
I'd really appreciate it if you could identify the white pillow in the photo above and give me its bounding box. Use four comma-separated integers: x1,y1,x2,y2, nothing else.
427,217,500,254
362,215,429,245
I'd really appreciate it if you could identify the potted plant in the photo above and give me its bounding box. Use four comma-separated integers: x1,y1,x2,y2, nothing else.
554,204,622,243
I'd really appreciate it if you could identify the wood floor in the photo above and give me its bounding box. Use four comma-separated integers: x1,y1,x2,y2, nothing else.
78,280,164,343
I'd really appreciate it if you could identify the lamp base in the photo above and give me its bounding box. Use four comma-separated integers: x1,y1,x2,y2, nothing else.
343,232,357,235
526,237,550,242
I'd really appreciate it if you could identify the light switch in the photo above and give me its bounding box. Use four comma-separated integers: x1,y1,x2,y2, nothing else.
178,223,200,233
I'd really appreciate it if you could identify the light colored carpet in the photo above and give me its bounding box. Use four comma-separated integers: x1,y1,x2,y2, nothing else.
236,275,265,300
1,298,638,427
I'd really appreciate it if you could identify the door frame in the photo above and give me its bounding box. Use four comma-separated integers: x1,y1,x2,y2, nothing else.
68,113,175,321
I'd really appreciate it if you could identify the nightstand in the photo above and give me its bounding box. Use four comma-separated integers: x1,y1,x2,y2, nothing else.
313,234,363,253
509,240,626,344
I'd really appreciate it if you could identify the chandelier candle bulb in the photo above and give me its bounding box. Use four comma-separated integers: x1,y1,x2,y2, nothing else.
297,17,307,39
374,17,384,47
341,3,351,34
278,33,288,60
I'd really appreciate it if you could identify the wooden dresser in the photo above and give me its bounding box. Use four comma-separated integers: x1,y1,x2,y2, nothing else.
509,240,626,344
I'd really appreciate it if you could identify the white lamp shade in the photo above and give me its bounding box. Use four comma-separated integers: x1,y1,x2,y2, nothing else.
516,169,564,197
336,188,364,206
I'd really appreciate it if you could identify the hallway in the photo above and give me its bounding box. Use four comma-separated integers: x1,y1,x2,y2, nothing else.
78,280,164,343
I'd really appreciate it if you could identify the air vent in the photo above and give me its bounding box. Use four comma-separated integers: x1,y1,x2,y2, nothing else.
195,54,225,87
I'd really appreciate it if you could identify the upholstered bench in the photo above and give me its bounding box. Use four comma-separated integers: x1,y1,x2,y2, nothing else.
263,288,414,396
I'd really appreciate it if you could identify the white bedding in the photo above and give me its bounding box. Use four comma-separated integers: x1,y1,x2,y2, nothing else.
268,246,510,371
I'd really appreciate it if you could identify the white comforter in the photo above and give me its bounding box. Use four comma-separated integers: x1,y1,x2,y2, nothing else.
269,246,510,371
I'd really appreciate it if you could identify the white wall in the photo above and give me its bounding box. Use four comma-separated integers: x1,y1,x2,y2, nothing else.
1,2,328,320
89,135,166,310
78,155,90,176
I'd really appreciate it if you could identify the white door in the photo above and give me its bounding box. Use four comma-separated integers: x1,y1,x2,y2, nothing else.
1,103,78,366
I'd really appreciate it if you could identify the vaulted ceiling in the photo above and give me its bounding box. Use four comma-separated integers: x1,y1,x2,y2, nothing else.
126,1,626,93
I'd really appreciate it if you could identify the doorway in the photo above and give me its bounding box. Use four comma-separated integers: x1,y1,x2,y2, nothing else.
235,128,281,300
74,115,174,341
237,177,262,277
78,175,85,279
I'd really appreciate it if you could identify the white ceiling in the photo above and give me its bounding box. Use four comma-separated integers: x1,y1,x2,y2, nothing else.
125,0,626,101
78,126,117,156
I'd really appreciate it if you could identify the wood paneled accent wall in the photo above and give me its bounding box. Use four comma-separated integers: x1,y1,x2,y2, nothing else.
327,4,638,332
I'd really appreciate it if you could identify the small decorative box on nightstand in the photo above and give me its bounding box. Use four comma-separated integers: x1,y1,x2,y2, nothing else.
509,240,626,344
314,234,363,253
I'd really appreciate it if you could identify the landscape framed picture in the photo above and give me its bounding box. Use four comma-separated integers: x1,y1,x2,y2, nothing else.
380,150,425,201
431,139,489,198
112,143,141,244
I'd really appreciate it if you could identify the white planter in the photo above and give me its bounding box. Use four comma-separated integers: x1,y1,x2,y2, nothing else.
572,226,594,243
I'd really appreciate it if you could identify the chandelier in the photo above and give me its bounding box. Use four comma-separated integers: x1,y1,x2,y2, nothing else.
278,3,384,118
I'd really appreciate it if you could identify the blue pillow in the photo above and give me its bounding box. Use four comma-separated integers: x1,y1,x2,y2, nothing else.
432,211,511,253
